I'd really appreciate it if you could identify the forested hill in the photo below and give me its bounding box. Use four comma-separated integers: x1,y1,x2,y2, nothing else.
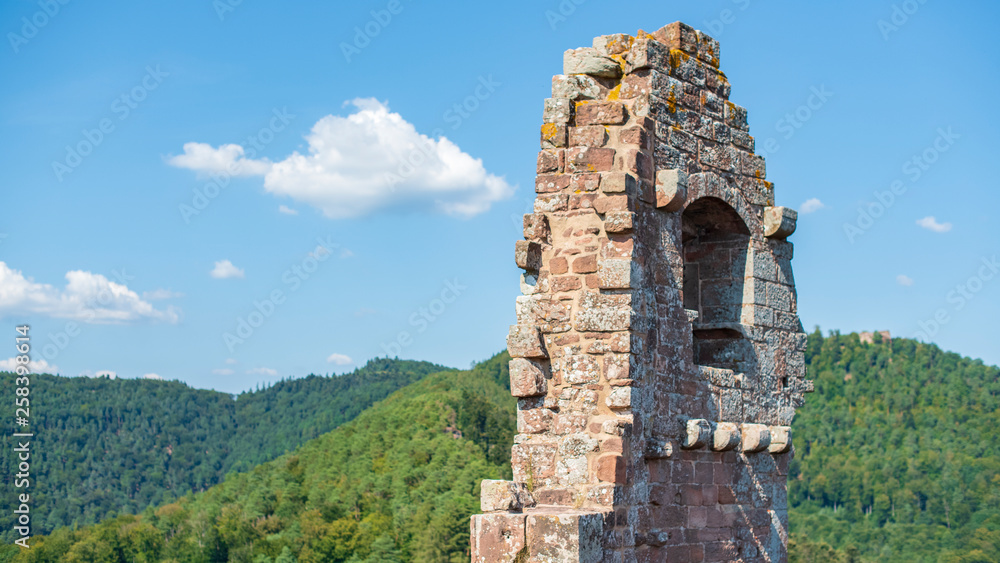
789,330,1000,562
5,353,516,562
0,358,447,541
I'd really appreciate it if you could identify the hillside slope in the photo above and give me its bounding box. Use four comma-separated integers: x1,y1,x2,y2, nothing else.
0,358,447,540
6,353,515,563
789,331,1000,562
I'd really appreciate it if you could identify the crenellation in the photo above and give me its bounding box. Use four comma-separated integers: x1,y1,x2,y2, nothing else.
473,21,810,562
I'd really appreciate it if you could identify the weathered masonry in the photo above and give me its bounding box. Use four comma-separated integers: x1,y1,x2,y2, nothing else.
470,22,813,562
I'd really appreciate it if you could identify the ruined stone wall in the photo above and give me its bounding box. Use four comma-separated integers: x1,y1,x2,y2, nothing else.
471,22,812,563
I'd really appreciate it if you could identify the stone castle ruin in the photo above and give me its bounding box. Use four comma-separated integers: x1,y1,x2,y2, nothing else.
470,22,813,562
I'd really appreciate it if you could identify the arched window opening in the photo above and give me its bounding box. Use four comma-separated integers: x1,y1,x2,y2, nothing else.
682,197,752,371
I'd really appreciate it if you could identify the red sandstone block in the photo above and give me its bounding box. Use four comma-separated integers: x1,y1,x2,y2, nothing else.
701,485,719,505
585,274,600,288
600,437,623,453
623,149,654,180
619,126,650,150
540,122,568,148
704,541,739,562
551,275,582,292
688,506,708,528
596,454,625,483
537,149,564,174
570,173,601,192
568,146,615,173
593,195,631,214
570,125,609,147
650,506,685,529
718,486,736,504
674,461,694,483
535,194,568,213
666,545,691,561
470,513,526,563
695,462,714,484
523,213,550,243
569,193,598,210
575,102,626,125
535,173,570,193
680,484,703,506
573,254,598,274
648,483,673,506
550,256,568,275
690,543,705,562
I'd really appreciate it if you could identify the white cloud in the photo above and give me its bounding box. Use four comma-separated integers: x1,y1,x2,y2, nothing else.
916,216,952,233
0,357,58,374
96,370,117,379
278,205,299,215
326,353,354,366
142,373,162,380
897,274,914,286
143,288,183,300
212,368,234,375
168,98,513,219
0,262,178,324
167,142,271,177
247,367,278,376
340,249,354,259
210,260,244,279
225,358,238,365
799,198,826,214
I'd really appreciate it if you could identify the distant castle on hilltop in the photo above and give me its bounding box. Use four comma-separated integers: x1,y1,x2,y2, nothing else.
859,330,891,345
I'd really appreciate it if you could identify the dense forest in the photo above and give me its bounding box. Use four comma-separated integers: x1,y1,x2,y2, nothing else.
0,358,446,541
788,330,1000,562
4,333,1000,561
0,353,515,562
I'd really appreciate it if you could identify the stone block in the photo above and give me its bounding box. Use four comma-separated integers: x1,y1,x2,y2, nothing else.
508,325,547,358
471,513,527,563
541,123,568,148
552,74,601,100
741,423,771,453
526,511,605,563
682,418,712,449
554,354,600,385
712,422,741,451
544,98,572,124
576,102,626,126
764,206,797,239
510,358,547,397
515,240,542,271
574,292,632,332
768,425,792,454
600,172,636,194
567,146,616,173
564,47,622,78
570,125,609,147
655,168,687,211
481,479,537,512
604,211,634,233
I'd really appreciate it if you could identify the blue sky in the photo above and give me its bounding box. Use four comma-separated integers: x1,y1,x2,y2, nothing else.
2,0,997,392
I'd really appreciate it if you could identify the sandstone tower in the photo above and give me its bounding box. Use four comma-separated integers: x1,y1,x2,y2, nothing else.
470,22,812,562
